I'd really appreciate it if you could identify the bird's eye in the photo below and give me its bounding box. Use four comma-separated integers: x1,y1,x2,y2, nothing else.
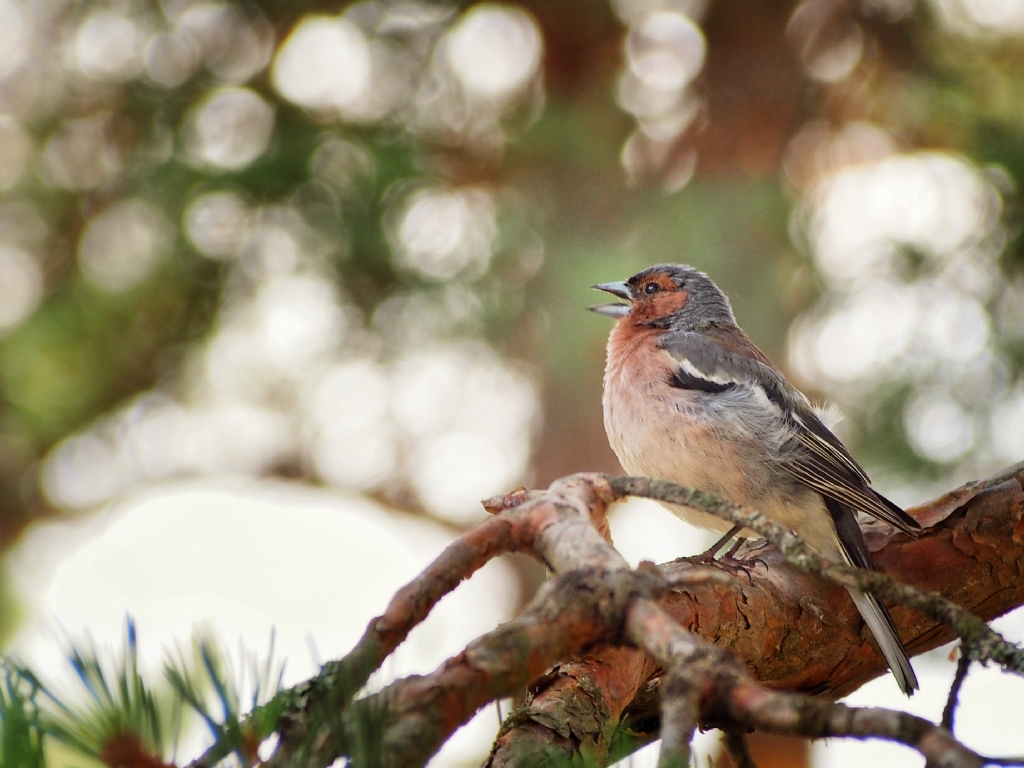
644,282,661,295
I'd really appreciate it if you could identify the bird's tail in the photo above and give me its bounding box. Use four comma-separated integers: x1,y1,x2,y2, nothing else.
826,496,919,696
847,588,919,696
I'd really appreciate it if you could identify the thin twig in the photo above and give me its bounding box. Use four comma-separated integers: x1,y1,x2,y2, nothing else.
942,644,972,732
723,730,757,768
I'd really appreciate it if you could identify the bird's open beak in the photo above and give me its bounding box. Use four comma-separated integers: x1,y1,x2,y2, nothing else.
588,281,632,318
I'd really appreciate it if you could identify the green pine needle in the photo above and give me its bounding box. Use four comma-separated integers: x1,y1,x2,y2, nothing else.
28,617,168,766
0,661,47,768
164,627,285,767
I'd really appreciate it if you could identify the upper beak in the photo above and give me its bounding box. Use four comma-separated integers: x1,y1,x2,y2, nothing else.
591,281,633,301
588,281,633,319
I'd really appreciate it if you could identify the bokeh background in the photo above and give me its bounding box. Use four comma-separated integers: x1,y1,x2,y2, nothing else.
1,0,1024,765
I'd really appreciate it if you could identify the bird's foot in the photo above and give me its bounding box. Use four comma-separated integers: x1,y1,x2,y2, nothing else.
693,525,743,565
719,536,749,563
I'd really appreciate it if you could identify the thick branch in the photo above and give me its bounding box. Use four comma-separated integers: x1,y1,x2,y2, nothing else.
490,464,1024,765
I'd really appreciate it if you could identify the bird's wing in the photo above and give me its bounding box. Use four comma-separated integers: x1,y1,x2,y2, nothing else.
659,327,921,534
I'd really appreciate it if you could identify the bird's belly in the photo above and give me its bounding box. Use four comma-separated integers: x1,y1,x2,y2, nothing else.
615,418,760,533
604,382,836,550
605,391,756,529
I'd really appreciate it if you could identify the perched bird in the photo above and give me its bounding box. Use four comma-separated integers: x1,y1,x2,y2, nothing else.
590,263,921,695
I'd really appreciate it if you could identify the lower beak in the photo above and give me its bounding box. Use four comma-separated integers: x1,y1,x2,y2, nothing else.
591,281,633,301
588,303,630,318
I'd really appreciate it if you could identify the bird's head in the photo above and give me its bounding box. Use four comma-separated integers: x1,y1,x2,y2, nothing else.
589,264,735,329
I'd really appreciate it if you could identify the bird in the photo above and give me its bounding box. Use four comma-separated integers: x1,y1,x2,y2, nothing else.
590,263,921,695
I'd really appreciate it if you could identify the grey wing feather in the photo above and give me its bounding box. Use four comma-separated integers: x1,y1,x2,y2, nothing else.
786,435,920,534
660,330,921,535
791,410,869,484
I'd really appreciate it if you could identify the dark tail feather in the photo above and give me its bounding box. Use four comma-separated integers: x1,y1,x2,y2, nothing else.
847,589,919,695
826,498,919,696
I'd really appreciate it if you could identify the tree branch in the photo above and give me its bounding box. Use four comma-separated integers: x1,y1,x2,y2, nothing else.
626,598,987,768
609,475,1024,674
489,464,1024,765
186,465,1024,768
942,645,972,732
723,729,758,768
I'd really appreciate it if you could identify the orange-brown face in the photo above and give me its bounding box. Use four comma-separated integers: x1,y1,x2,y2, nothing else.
628,271,689,324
